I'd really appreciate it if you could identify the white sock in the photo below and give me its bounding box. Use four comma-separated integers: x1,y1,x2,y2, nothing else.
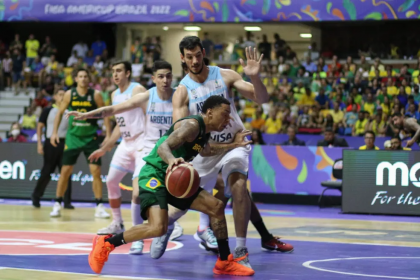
198,212,210,231
111,208,123,224
131,202,143,226
236,237,246,248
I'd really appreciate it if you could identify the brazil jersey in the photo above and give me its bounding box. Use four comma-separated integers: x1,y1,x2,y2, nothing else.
68,88,98,137
139,115,210,192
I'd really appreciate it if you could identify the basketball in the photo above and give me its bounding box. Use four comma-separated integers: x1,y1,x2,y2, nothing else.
165,163,200,198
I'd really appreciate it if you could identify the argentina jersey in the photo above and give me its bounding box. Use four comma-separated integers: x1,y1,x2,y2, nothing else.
142,87,174,149
180,66,245,144
112,82,145,140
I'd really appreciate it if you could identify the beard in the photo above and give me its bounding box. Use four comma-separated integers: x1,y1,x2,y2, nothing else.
188,63,204,75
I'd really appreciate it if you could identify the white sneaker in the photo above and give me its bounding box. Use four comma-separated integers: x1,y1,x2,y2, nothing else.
95,203,110,219
169,222,183,240
129,240,144,255
150,227,174,259
50,202,61,217
194,227,218,249
97,220,124,235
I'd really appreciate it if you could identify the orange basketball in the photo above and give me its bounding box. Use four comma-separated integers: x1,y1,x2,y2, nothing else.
165,163,200,198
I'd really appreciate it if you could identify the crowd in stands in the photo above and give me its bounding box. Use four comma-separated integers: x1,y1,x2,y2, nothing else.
1,31,419,150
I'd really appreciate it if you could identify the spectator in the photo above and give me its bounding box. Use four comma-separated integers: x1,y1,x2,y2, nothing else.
39,36,57,65
311,105,324,128
277,56,289,76
317,128,349,147
72,40,88,58
324,114,334,131
405,103,420,120
262,108,281,134
41,75,55,98
25,34,39,67
84,50,95,66
93,55,104,76
297,87,316,106
362,93,376,116
152,37,162,61
202,32,214,59
131,37,144,63
281,126,305,146
359,131,379,150
330,102,344,131
315,88,330,110
91,36,107,57
251,129,265,145
31,89,49,115
45,55,58,74
353,111,368,136
19,107,37,130
7,122,27,143
273,33,286,59
289,57,301,77
397,86,408,108
11,49,25,94
390,136,411,151
2,51,12,89
131,57,143,82
258,34,272,73
243,32,256,48
9,34,23,53
368,113,386,136
405,95,418,112
412,85,420,103
67,51,79,67
251,108,266,130
302,56,317,73
297,106,312,128
303,42,319,61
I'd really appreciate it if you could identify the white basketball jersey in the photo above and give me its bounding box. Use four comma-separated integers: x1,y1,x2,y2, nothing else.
112,82,145,140
180,66,244,144
142,87,174,149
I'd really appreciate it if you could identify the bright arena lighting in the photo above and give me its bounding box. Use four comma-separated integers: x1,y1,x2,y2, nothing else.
244,26,261,31
163,26,169,31
300,33,312,38
183,26,201,31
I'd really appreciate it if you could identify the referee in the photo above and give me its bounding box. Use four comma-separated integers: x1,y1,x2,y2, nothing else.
31,89,73,208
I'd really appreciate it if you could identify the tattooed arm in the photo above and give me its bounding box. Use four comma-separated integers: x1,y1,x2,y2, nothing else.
200,130,252,157
157,119,200,172
405,118,420,147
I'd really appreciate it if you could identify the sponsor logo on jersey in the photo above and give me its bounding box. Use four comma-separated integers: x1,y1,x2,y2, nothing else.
150,102,156,112
191,89,198,99
211,133,232,143
87,95,92,102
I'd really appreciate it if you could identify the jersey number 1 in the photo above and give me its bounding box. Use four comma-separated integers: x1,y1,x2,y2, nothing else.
159,129,168,137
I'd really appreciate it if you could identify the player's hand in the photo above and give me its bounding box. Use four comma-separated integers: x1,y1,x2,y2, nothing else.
37,142,44,155
166,157,187,173
66,111,87,120
88,148,106,163
406,139,415,147
233,130,253,147
50,133,59,147
239,47,263,77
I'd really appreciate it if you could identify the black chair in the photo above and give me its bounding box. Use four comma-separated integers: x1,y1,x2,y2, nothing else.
319,158,343,207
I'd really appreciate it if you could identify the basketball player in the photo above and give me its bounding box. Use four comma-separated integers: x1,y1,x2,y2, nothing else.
88,96,254,276
50,68,111,218
66,60,183,253
151,36,293,265
392,112,420,147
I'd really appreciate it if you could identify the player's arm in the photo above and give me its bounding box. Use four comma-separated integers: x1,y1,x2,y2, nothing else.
51,90,71,147
200,130,252,157
172,85,190,123
87,125,121,163
157,119,200,172
405,118,420,147
68,89,150,120
94,90,111,139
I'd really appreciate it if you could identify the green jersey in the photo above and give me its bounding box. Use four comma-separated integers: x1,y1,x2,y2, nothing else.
68,88,98,137
143,115,210,174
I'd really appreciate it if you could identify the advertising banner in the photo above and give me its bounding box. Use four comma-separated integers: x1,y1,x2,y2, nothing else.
342,150,420,216
0,143,344,202
0,0,413,23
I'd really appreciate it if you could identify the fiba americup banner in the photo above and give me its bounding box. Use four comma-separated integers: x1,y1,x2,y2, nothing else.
343,150,420,216
0,143,343,201
0,0,414,23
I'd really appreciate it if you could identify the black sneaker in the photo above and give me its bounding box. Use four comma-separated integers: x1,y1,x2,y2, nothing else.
31,196,40,208
64,204,75,209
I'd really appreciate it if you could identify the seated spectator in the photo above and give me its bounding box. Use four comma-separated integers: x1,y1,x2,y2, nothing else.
297,106,312,128
390,136,411,151
362,93,376,116
405,95,418,112
311,105,324,128
297,87,316,107
31,89,49,116
352,111,368,136
19,107,37,129
324,114,334,131
368,113,386,136
251,108,266,130
41,75,55,98
289,57,301,77
301,56,316,73
317,128,349,147
84,50,95,66
93,55,104,76
251,129,265,145
380,96,392,116
315,88,329,110
281,126,305,146
405,103,420,120
262,108,281,134
329,102,344,131
7,122,27,143
359,131,379,150
412,85,420,103
346,96,360,112
132,57,143,82
67,51,79,67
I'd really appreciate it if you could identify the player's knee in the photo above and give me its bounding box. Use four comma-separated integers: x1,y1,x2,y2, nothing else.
153,224,167,237
210,199,225,219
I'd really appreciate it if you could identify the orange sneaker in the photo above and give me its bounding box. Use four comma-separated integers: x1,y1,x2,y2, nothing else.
88,234,115,274
213,254,255,276
262,236,294,253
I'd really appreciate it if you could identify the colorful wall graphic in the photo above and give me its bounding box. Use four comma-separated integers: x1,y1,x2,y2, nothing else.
0,0,417,22
249,145,343,196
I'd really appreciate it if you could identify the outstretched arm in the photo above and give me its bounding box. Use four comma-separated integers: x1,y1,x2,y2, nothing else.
172,85,190,123
406,118,420,147
200,130,252,157
157,119,200,171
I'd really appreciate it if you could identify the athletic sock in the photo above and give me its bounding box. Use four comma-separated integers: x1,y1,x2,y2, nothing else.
236,237,246,248
217,239,230,261
95,198,103,206
111,208,123,224
198,212,210,231
253,219,273,242
131,202,143,226
55,197,63,204
105,233,126,247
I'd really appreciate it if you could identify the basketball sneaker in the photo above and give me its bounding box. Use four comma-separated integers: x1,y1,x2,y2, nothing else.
50,202,61,217
129,240,144,255
261,236,294,253
97,220,125,235
88,235,115,274
169,222,183,240
95,203,111,219
234,246,252,269
194,227,218,249
150,227,174,259
213,254,255,276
